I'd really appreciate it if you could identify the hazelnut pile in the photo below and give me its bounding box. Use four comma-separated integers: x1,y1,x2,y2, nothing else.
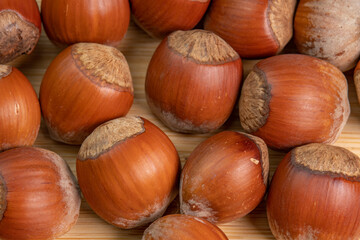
1,0,360,239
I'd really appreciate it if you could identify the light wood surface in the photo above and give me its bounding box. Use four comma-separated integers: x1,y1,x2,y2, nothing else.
7,1,360,239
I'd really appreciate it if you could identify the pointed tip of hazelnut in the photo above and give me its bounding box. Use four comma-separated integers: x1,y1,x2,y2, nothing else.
268,0,297,52
0,10,40,64
71,43,133,91
292,143,360,179
241,132,269,186
78,116,145,160
239,69,271,133
167,30,239,65
0,65,12,79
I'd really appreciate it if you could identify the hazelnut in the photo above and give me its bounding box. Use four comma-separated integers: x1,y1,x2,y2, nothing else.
0,0,41,63
40,43,133,145
294,0,360,71
0,147,81,239
180,131,269,223
41,0,130,47
267,143,360,239
0,65,40,151
142,214,228,240
76,116,180,229
130,0,210,38
204,0,296,58
239,54,350,150
146,30,242,133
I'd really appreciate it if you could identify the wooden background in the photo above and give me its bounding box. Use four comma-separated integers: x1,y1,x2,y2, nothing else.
7,1,360,239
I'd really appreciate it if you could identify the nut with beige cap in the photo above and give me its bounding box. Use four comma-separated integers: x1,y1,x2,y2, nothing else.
267,143,360,239
76,116,180,229
146,29,242,133
239,54,350,150
40,43,134,145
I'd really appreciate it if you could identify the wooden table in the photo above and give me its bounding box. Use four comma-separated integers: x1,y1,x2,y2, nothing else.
8,1,360,239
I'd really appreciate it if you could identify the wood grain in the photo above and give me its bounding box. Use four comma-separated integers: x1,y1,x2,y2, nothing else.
6,1,360,239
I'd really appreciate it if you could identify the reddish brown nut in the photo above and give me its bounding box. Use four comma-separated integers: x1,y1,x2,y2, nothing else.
0,65,41,151
76,116,180,229
40,43,133,145
294,0,360,72
180,131,269,223
0,0,41,63
130,0,210,39
41,0,130,47
204,0,296,58
239,54,350,150
0,147,81,240
267,143,360,239
146,30,242,133
142,214,229,240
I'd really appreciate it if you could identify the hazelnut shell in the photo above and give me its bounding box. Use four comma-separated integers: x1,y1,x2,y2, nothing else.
0,147,81,240
239,54,350,150
142,214,228,240
267,143,360,239
294,0,360,71
0,0,41,63
76,116,180,229
41,0,130,47
180,131,269,223
40,43,134,145
204,0,296,58
130,0,210,39
0,65,41,151
146,30,242,133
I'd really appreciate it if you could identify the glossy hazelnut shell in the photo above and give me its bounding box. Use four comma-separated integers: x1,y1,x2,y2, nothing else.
39,43,134,145
0,66,41,151
294,0,360,72
41,0,130,47
204,0,296,58
130,0,210,39
180,131,269,223
0,147,81,240
239,54,350,150
76,117,180,229
267,143,360,239
142,214,228,240
0,0,41,63
146,30,242,133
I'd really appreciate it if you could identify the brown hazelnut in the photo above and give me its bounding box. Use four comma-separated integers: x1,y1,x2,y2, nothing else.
239,54,350,150
146,30,242,133
267,143,360,239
